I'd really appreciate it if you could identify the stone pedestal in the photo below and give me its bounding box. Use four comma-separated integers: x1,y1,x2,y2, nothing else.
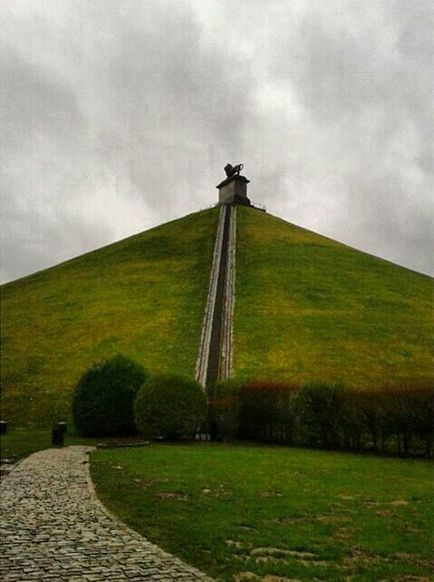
216,174,251,206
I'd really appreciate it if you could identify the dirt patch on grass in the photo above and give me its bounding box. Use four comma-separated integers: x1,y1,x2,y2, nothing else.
233,546,324,569
315,515,350,523
133,478,152,488
298,559,329,567
200,485,231,498
248,547,325,566
360,499,409,510
226,539,244,549
273,516,309,524
274,514,350,525
260,490,283,498
334,526,353,541
362,500,381,508
235,573,301,582
251,547,317,560
254,556,281,565
154,492,189,501
375,509,398,517
394,552,433,569
342,548,385,568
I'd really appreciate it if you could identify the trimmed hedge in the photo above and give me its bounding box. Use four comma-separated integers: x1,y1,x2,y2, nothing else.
214,380,433,457
214,380,298,443
134,375,207,439
295,382,348,449
72,355,147,436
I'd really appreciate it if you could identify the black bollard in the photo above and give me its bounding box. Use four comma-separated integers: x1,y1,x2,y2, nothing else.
52,427,64,447
56,422,67,434
0,421,7,435
209,420,220,442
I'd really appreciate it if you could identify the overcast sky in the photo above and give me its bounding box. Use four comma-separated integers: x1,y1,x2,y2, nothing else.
1,0,433,284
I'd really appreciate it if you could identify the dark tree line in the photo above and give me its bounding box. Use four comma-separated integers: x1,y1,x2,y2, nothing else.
214,380,433,457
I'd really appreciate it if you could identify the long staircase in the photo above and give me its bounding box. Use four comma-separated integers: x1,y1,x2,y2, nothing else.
195,204,237,409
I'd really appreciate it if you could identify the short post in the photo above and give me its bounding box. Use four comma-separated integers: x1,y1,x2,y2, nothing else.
0,421,7,435
52,427,64,447
56,422,67,435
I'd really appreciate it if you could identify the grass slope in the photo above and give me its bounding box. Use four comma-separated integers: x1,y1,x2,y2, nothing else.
234,206,433,387
1,209,219,426
91,443,433,581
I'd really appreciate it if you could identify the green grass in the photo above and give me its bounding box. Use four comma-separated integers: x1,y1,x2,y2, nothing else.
1,209,219,425
234,207,433,387
0,427,102,461
91,443,433,581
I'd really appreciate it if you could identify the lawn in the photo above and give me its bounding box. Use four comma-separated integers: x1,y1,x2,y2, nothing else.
234,207,433,387
0,427,102,462
91,443,433,581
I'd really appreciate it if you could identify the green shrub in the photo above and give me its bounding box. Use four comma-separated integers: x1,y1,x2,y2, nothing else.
214,380,298,443
412,385,434,456
213,380,242,441
214,378,433,456
134,375,207,439
375,384,434,455
72,355,147,436
295,382,347,449
237,380,298,442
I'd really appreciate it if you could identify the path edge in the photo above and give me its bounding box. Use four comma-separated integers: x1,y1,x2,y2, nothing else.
84,448,214,581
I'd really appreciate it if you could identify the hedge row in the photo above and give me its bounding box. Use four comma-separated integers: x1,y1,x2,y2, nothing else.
72,357,432,456
213,380,433,457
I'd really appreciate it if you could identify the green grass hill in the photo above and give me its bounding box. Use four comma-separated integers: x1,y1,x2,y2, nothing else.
1,205,432,426
1,209,219,425
234,206,433,387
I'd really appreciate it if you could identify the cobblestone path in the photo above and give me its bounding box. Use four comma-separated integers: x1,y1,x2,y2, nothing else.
0,446,213,581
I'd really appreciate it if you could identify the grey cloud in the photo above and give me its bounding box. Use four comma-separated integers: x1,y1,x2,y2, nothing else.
239,1,434,274
1,0,433,283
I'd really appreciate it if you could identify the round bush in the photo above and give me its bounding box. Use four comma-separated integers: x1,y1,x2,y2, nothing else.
134,375,207,439
72,355,148,436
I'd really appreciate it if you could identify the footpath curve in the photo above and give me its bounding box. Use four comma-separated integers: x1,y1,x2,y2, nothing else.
0,446,212,581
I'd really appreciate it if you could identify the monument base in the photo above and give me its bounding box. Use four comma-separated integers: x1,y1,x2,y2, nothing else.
216,174,251,206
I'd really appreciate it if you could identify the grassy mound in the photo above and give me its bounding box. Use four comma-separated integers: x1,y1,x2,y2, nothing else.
234,206,433,387
1,209,218,425
2,204,432,426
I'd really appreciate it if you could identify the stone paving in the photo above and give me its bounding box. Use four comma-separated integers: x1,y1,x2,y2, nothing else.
0,446,213,581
